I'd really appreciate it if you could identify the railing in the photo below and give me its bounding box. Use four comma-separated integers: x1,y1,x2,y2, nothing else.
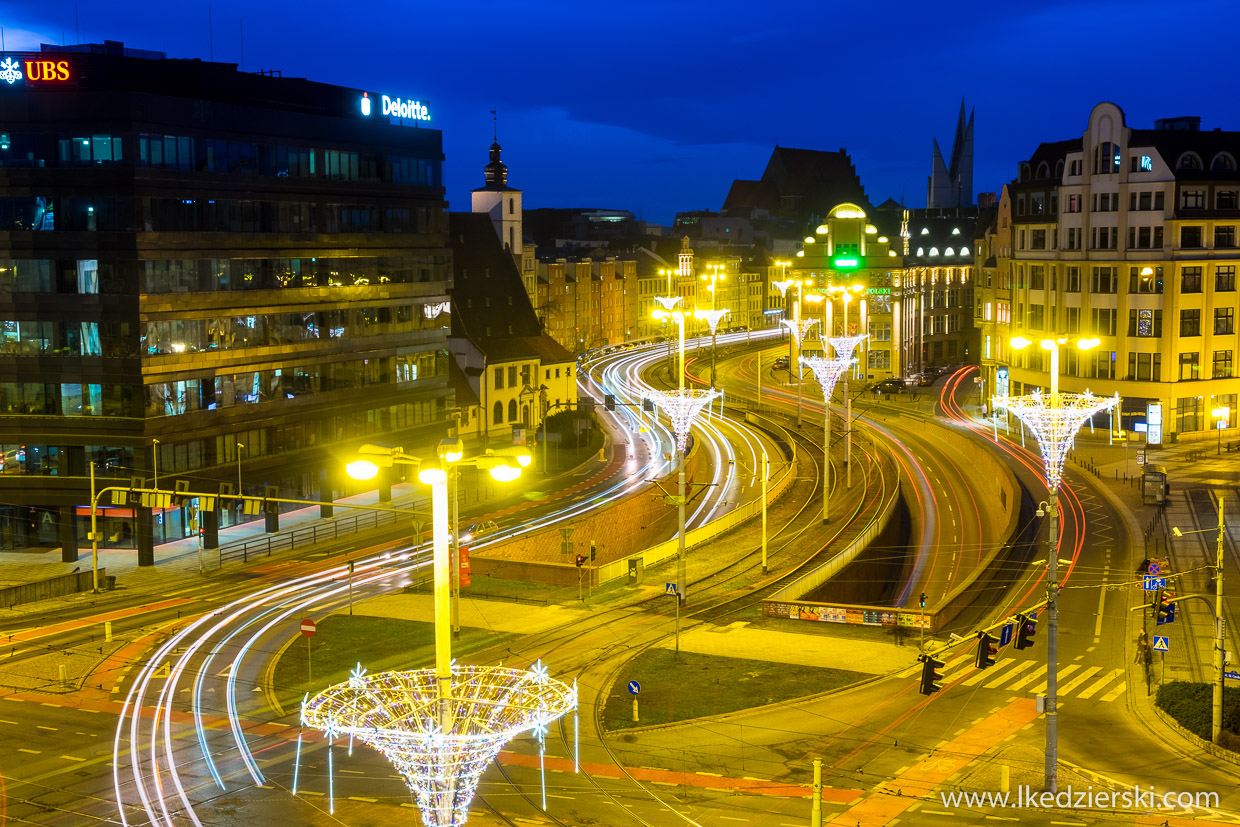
218,507,414,566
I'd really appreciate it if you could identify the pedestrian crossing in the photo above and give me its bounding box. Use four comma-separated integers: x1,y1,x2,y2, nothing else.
942,654,1128,702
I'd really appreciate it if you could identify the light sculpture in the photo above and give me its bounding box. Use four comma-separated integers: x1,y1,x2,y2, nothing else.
800,354,853,523
301,661,576,827
829,334,869,489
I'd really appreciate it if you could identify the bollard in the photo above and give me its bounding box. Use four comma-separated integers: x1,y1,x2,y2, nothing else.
1001,764,1010,793
59,663,68,689
105,620,112,643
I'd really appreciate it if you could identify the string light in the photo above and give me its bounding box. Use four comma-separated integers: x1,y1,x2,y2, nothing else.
781,317,819,348
695,308,730,335
301,662,577,826
992,390,1119,493
643,388,721,452
800,354,852,400
829,334,868,361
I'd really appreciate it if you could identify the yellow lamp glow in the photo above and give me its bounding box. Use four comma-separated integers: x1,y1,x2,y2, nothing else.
804,236,816,244
418,463,447,485
815,225,829,235
1010,337,1033,350
346,460,380,481
489,464,521,482
1077,338,1101,350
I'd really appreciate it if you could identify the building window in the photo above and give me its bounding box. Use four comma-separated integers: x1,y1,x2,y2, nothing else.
1214,350,1234,378
1094,142,1120,174
1128,308,1161,337
492,401,503,424
1216,307,1235,335
1030,229,1047,250
1092,227,1117,249
1180,308,1201,336
1066,267,1081,291
1179,353,1201,381
1067,194,1081,213
507,399,517,421
1215,225,1237,248
1177,395,1202,431
1181,226,1203,248
1094,350,1116,379
507,365,517,386
1093,192,1119,211
1128,266,1163,293
1217,266,1236,292
1029,305,1045,329
1182,190,1205,209
1178,153,1204,172
1217,190,1239,210
1182,266,1203,293
1090,266,1117,293
1065,306,1080,333
1128,352,1162,381
1091,308,1116,336
494,368,504,390
1070,159,1082,176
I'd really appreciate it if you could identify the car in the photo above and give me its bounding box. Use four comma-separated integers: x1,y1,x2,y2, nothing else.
873,378,905,394
773,355,790,369
460,520,499,543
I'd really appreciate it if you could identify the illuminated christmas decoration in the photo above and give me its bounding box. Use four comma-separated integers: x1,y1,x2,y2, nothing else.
301,661,576,827
992,390,1119,493
644,388,721,452
694,307,730,334
653,295,683,311
781,317,819,347
829,334,869,361
800,354,852,399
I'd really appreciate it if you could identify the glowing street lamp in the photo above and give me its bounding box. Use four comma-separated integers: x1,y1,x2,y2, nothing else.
800,354,852,523
652,307,688,391
700,263,730,388
772,273,814,426
994,335,1116,795
1212,405,1230,455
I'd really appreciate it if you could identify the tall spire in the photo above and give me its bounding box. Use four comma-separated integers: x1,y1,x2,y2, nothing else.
484,139,508,188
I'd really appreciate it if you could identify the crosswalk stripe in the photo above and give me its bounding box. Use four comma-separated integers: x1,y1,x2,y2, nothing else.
1099,681,1128,702
1078,668,1123,700
960,658,1022,687
1008,665,1048,691
1030,663,1081,694
984,660,1035,689
1057,666,1101,695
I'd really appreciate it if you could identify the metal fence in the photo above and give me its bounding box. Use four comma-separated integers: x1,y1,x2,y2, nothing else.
217,507,416,566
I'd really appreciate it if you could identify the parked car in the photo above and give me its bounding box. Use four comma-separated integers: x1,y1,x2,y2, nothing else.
460,520,499,543
873,378,905,394
773,355,790,369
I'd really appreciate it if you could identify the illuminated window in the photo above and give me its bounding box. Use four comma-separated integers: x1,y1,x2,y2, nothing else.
928,247,938,256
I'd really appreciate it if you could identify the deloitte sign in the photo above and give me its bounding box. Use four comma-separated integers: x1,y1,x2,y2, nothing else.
360,91,430,123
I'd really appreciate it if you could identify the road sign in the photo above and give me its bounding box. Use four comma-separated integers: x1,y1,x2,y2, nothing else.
1152,636,1170,652
300,618,317,637
664,583,679,597
1147,562,1162,576
999,623,1014,648
1136,450,1146,466
1143,576,1167,591
628,680,641,695
1225,670,1240,681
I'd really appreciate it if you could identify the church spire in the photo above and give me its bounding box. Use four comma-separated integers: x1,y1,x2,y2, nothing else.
483,113,509,188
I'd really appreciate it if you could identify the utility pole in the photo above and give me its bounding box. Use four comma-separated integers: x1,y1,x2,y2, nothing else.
761,452,769,574
1213,495,1226,744
1045,490,1060,793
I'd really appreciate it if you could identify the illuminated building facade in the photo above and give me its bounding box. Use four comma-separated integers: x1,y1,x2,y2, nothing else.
0,41,451,559
991,102,1239,438
901,212,982,374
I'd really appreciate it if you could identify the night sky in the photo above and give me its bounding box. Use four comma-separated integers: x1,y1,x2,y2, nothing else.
6,0,1236,224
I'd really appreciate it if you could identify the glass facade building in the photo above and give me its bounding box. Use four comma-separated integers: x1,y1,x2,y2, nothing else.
0,41,450,562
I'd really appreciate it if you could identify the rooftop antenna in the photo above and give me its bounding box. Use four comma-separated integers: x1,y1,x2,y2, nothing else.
491,109,497,142
2,28,5,52
208,3,214,61
75,5,80,44
239,18,244,71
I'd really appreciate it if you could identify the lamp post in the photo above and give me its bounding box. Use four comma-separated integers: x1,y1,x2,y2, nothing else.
999,334,1111,795
773,273,813,427
824,284,866,489
1213,405,1229,455
1172,497,1228,744
701,263,728,388
651,306,695,607
346,442,525,733
800,354,852,524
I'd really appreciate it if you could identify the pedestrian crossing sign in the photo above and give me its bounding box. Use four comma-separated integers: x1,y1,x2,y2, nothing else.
1152,636,1170,652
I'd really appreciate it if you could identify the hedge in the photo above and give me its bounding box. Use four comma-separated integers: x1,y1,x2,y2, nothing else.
1154,680,1240,742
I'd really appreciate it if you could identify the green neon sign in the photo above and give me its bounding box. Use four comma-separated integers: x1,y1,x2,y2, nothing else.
833,257,860,269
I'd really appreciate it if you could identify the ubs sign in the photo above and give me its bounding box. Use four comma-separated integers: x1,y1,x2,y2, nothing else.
0,56,73,85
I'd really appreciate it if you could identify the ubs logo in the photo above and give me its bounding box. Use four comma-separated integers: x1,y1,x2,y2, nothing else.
0,58,20,84
0,57,72,85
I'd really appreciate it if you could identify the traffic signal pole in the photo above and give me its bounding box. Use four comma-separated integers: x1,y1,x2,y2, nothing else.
1045,490,1060,794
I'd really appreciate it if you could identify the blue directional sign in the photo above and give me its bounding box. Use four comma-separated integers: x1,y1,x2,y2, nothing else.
1152,636,1170,652
664,582,679,597
1143,576,1167,591
628,680,641,695
1225,670,1240,681
999,623,1014,648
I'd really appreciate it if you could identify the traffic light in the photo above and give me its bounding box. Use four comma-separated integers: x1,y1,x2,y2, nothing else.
589,541,596,562
1156,591,1177,625
263,484,280,514
1150,588,1164,622
918,654,944,696
579,397,595,414
605,394,616,411
574,554,586,568
642,398,655,412
1014,613,1038,650
974,632,998,669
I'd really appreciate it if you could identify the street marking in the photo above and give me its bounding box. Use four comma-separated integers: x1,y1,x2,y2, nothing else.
36,725,57,731
347,797,377,803
1029,663,1080,694
718,817,748,822
1099,681,1127,702
958,659,1017,686
921,812,956,816
17,748,40,754
0,719,17,725
1077,668,1123,700
983,660,1035,689
1093,584,1106,640
59,755,86,762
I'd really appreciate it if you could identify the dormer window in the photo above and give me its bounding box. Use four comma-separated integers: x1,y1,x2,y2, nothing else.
929,247,939,256
951,227,961,235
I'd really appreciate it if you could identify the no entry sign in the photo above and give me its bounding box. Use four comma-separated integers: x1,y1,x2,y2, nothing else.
300,618,317,637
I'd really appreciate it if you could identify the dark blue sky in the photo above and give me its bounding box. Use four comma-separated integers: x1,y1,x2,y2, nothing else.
7,0,1236,223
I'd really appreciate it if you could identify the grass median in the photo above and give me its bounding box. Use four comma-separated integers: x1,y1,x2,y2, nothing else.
603,649,866,730
272,615,511,711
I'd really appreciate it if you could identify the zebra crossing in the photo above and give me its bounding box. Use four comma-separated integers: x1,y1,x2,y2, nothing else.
941,653,1128,702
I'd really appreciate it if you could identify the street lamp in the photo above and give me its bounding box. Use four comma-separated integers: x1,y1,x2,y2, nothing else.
700,263,729,388
996,335,1116,795
1212,405,1230,455
652,307,688,391
772,273,814,426
346,441,524,732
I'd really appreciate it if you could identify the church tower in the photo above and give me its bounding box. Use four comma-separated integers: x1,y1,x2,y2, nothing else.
471,138,523,255
927,100,974,209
